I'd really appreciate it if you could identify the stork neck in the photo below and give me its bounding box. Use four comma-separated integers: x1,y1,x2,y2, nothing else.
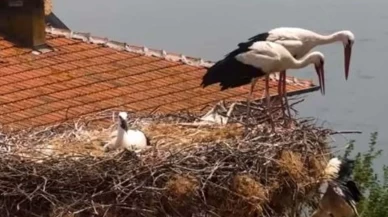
290,52,320,69
117,118,129,139
315,31,344,45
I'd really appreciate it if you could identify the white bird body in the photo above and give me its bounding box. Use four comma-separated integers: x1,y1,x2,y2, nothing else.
243,27,354,85
118,128,148,151
202,40,325,89
201,40,325,131
104,112,150,152
235,41,325,73
219,27,355,124
256,27,354,59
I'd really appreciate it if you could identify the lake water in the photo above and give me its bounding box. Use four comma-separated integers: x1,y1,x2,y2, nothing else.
55,0,387,169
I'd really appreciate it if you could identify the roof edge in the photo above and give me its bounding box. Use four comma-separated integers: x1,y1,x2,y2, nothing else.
45,26,317,88
45,26,214,68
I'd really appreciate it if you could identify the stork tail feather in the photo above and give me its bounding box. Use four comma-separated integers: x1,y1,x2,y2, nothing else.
323,157,342,180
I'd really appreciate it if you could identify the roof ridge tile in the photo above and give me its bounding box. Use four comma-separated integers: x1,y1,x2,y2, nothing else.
45,26,214,68
44,26,309,86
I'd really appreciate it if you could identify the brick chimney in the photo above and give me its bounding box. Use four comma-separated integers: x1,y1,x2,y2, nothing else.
0,0,47,48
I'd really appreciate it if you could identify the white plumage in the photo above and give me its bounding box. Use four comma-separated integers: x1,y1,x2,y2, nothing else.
202,40,325,130
265,28,354,60
103,112,149,152
323,157,342,180
236,41,325,74
233,27,355,122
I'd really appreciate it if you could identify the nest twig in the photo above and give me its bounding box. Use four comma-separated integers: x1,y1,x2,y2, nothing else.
0,98,333,217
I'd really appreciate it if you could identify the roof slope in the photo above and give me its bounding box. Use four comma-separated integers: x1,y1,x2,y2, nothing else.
0,27,318,132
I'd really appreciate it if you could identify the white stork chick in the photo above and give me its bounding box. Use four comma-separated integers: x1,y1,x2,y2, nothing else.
201,41,325,130
103,112,150,152
232,27,355,121
312,157,362,217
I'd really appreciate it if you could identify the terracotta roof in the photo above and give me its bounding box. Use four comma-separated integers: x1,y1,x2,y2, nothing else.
0,26,319,132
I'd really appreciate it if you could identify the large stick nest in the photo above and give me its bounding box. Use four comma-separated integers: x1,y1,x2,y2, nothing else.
0,99,334,217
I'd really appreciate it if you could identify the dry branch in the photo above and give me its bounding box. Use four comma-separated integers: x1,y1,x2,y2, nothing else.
0,99,334,217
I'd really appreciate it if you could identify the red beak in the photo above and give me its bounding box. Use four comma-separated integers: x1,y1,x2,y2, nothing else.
315,63,325,95
344,44,352,80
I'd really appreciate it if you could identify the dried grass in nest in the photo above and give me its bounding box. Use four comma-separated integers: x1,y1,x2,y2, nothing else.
278,150,307,182
143,123,244,149
0,98,334,217
166,174,199,200
220,174,268,217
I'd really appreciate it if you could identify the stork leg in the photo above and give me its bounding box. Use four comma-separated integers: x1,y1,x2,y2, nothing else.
247,77,258,117
279,71,291,122
281,71,292,124
265,75,275,131
277,72,286,119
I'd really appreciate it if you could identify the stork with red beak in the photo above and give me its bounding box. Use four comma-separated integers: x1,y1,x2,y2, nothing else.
201,41,325,131
235,27,355,121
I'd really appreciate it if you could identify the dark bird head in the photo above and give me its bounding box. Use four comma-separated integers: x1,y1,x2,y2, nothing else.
118,111,129,132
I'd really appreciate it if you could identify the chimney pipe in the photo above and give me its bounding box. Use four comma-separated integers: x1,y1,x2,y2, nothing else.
0,0,46,48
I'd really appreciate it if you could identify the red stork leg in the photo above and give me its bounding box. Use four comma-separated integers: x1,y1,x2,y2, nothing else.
265,75,275,131
277,72,286,119
247,77,258,117
281,71,292,122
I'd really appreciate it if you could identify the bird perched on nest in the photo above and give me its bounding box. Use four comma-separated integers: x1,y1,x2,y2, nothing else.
103,112,151,152
312,157,362,217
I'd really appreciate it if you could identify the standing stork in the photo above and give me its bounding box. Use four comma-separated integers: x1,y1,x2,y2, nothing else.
201,41,325,130
237,27,355,121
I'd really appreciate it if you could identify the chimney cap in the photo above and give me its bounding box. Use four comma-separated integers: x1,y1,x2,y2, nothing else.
44,0,52,15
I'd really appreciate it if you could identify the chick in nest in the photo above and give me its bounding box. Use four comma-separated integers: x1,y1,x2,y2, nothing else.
103,112,151,152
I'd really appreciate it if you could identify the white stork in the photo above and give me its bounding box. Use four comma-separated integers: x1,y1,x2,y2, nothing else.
312,157,362,217
201,41,325,130
237,27,355,121
103,112,150,152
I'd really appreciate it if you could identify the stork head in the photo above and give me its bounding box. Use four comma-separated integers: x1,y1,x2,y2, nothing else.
338,30,355,80
311,52,325,95
118,111,128,131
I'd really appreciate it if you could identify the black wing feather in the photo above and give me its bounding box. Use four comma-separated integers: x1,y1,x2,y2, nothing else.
338,158,356,181
247,32,271,42
201,32,269,91
346,180,363,202
201,57,265,90
223,32,270,60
